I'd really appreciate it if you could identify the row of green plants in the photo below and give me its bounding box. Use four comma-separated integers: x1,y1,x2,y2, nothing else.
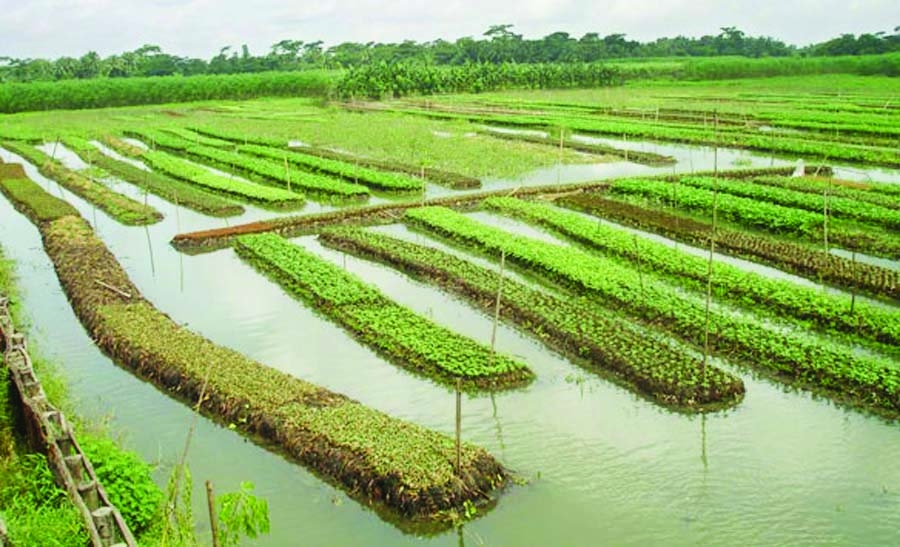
126,128,373,199
335,62,621,100
480,128,676,166
676,176,900,230
404,206,900,416
608,178,900,260
750,176,900,211
483,197,900,349
0,170,509,522
159,127,234,148
124,128,219,153
0,70,338,113
61,136,245,217
234,232,534,390
1,140,163,225
608,178,824,235
752,111,900,140
181,144,371,200
397,106,900,167
0,170,80,222
240,144,425,192
141,149,307,209
131,126,425,194
474,94,900,146
318,227,744,410
557,193,900,302
192,126,482,189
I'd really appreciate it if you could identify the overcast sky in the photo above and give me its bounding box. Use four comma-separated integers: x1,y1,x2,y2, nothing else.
2,0,899,59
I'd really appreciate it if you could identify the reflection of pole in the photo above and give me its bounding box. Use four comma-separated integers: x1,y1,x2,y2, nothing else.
701,413,708,471
490,392,506,455
174,193,181,233
145,226,156,278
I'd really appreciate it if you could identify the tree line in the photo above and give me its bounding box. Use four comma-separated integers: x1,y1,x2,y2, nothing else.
2,25,900,83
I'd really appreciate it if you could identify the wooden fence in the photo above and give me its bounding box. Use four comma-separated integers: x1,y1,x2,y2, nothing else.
0,294,136,547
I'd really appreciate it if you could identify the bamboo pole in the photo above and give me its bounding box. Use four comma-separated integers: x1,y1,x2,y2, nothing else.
703,112,720,375
489,250,506,354
206,481,220,547
850,250,857,315
455,378,462,475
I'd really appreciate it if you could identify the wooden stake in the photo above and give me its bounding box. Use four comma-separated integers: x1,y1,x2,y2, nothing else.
455,378,462,475
850,250,857,315
95,279,132,299
633,235,644,297
703,112,720,374
823,181,831,253
206,481,220,547
490,250,506,354
284,155,291,192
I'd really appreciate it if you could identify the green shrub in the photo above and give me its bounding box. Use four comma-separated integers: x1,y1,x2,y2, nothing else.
80,435,163,535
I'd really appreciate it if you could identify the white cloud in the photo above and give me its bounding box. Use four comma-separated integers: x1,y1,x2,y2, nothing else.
0,0,897,59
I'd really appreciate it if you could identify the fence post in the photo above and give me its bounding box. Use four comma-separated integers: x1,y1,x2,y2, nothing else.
92,507,116,546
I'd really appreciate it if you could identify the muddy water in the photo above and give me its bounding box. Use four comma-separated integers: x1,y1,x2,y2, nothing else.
2,143,900,546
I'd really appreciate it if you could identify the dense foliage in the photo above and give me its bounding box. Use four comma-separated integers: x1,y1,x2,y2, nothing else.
62,137,245,217
484,197,900,349
335,62,621,99
558,193,900,302
3,25,899,84
240,144,424,191
125,129,371,199
1,141,163,225
141,149,306,208
235,232,534,389
319,227,744,410
405,206,900,415
0,71,336,113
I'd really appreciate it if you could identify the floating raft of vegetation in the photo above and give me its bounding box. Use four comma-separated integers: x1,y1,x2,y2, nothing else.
0,167,512,522
240,144,425,192
483,197,900,351
319,227,744,411
404,206,900,417
479,128,676,166
61,137,245,217
1,140,162,225
190,125,482,189
235,232,534,391
557,193,900,302
141,149,307,209
123,129,371,200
